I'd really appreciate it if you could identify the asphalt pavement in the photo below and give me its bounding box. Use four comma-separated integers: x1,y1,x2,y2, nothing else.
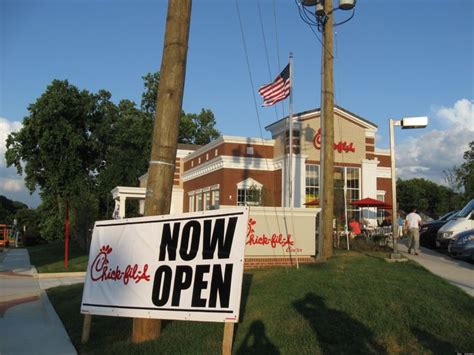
0,248,83,355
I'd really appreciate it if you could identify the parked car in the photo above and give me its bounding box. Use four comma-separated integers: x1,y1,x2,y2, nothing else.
448,229,474,261
420,210,458,249
437,199,474,249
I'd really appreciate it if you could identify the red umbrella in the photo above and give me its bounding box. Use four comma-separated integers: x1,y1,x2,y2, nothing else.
350,197,388,208
304,199,319,206
378,202,392,210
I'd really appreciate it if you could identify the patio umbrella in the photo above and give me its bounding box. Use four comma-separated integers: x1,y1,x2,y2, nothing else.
304,199,319,206
378,202,392,210
350,197,388,208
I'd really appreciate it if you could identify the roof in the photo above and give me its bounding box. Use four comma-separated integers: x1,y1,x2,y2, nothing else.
177,143,201,151
264,105,378,131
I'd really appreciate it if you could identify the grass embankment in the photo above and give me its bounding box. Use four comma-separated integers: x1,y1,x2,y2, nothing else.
27,242,89,273
48,251,474,354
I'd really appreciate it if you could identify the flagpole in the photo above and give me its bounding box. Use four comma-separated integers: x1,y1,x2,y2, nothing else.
288,53,294,208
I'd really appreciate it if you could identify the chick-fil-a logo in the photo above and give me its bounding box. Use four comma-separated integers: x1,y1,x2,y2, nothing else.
246,218,295,249
90,245,151,285
313,128,356,153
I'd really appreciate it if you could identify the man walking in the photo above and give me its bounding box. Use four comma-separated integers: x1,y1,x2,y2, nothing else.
405,208,422,255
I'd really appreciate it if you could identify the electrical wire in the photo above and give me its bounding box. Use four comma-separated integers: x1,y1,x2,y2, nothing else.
294,0,333,58
272,0,286,118
235,0,298,270
234,0,265,141
256,0,282,120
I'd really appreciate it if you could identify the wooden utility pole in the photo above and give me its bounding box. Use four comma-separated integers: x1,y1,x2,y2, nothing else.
321,0,335,259
132,0,192,343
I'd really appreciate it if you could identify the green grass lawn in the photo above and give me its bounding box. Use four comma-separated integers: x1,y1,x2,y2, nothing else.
48,251,474,354
27,242,89,273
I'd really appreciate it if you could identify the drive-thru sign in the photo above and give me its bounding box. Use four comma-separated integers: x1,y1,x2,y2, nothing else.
81,207,248,323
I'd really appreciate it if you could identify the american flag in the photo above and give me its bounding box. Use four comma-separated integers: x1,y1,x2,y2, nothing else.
258,64,291,106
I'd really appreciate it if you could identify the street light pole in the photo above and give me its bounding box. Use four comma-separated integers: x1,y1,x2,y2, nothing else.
389,116,428,259
389,119,401,258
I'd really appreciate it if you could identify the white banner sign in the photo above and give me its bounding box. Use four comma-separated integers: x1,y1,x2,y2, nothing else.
245,207,317,257
81,208,248,323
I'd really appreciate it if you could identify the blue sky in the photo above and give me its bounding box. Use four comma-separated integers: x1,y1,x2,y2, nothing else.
1,0,473,208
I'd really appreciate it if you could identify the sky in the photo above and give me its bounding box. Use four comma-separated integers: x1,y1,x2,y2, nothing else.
1,0,473,208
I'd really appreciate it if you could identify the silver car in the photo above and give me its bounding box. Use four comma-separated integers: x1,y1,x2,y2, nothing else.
448,229,474,261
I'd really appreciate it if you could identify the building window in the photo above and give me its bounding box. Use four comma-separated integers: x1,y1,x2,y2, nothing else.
211,190,220,209
237,186,261,206
345,167,360,220
189,195,195,212
236,178,262,206
285,129,300,154
305,164,320,204
204,191,211,210
196,194,203,211
376,193,386,225
332,166,361,220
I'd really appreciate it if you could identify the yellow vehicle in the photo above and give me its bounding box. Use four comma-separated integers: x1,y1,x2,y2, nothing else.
0,224,11,248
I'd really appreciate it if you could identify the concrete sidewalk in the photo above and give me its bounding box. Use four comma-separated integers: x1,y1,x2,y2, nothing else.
396,239,474,297
0,248,80,355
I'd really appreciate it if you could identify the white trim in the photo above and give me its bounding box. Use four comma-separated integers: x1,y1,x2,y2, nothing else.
111,186,146,200
365,130,376,138
236,177,263,189
182,156,283,182
176,149,196,158
375,148,390,155
182,136,275,163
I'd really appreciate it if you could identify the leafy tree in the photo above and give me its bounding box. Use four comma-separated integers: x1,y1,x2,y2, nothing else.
0,195,27,225
141,72,220,145
179,109,220,145
5,80,103,241
454,141,474,202
140,72,160,115
397,178,461,217
95,99,153,219
14,208,41,245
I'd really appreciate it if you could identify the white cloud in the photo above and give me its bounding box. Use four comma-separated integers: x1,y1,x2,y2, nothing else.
396,99,473,184
0,177,23,192
0,117,22,167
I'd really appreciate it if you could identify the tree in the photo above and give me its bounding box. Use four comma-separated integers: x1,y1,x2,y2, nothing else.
0,195,27,225
14,208,41,245
141,72,220,145
95,99,153,219
397,178,461,217
5,80,103,241
454,141,474,202
179,109,220,145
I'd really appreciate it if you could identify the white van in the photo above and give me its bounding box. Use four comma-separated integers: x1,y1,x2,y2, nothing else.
436,199,474,248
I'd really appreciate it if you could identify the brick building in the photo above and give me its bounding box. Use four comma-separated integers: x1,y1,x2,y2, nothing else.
112,106,392,226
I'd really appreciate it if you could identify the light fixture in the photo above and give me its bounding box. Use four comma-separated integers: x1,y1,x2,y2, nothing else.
401,116,428,129
339,0,356,10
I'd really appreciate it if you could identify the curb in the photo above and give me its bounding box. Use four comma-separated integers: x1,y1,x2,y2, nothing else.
37,272,86,279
